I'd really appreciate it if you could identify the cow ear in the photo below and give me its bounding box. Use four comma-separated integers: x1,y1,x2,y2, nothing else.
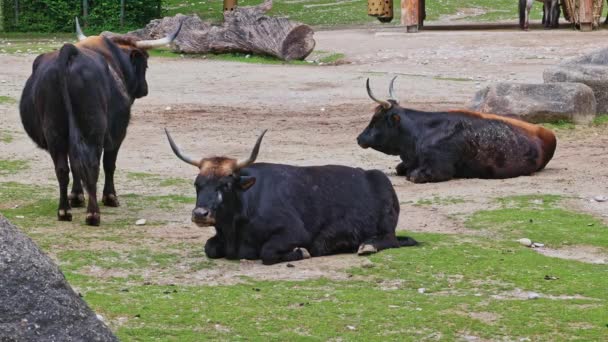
237,176,256,191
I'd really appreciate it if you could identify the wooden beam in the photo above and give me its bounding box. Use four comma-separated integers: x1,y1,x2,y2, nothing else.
579,0,593,31
401,0,419,32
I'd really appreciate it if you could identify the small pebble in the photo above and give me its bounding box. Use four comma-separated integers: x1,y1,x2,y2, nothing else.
518,238,532,247
320,107,325,112
286,263,295,268
165,106,172,111
245,54,251,58
593,195,607,202
346,325,356,331
532,242,544,248
15,215,24,219
527,292,540,300
417,288,426,294
96,314,105,322
135,219,146,226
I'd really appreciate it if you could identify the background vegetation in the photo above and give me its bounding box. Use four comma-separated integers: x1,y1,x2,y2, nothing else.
0,0,161,32
1,0,564,33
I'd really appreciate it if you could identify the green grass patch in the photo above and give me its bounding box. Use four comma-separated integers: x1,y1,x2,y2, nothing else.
414,196,467,206
149,48,346,65
67,231,608,341
542,120,576,131
59,249,180,272
433,76,473,82
0,96,16,104
0,159,28,175
593,114,608,126
469,195,608,248
0,130,13,143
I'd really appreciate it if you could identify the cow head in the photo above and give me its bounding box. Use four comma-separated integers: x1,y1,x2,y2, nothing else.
357,77,403,155
75,17,182,99
165,129,267,227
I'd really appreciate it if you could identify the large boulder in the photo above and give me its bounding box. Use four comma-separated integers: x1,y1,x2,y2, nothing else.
468,82,596,124
544,48,608,114
0,216,117,342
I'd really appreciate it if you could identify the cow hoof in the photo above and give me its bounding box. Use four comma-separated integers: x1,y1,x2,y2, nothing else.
68,193,85,208
102,194,120,207
57,209,72,222
357,244,378,256
85,212,100,226
294,247,311,259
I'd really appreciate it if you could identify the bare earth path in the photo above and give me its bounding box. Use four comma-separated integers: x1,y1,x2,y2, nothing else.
1,28,607,280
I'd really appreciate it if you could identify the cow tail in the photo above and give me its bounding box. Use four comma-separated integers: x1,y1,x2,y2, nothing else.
58,44,96,188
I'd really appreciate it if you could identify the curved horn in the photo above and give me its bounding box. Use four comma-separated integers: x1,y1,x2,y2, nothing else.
164,128,200,167
366,78,391,109
135,20,183,49
388,76,398,101
236,130,268,170
75,17,87,41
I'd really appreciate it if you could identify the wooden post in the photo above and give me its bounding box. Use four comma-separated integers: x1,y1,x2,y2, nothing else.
579,0,593,31
401,0,419,32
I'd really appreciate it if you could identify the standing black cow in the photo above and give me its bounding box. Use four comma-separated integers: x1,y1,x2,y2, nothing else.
20,19,182,225
164,129,417,265
357,78,557,183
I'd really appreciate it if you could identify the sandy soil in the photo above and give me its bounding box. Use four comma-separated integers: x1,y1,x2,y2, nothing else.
1,27,607,282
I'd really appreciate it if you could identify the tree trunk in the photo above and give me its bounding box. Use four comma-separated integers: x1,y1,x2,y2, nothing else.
127,0,315,61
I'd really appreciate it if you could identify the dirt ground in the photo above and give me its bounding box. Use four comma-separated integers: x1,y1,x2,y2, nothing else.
1,27,607,282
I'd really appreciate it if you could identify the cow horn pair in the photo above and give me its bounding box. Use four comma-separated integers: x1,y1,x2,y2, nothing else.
366,76,398,109
75,17,183,49
164,128,268,171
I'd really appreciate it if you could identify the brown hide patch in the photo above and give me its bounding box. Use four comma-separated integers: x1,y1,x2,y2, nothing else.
199,157,237,177
448,109,557,166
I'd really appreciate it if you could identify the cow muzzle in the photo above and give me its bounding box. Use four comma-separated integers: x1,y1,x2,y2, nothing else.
192,207,216,227
357,135,371,149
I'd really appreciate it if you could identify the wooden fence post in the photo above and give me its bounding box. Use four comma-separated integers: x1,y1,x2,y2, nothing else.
579,0,593,31
401,0,419,32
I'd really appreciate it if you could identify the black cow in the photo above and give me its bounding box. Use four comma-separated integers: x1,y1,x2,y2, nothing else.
20,19,182,225
357,78,557,183
165,129,417,265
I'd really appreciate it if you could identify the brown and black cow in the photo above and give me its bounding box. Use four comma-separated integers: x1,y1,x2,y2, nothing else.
165,129,418,265
357,78,557,183
20,18,182,225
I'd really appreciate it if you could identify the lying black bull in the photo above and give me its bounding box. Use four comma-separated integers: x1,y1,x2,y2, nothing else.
357,78,557,183
165,129,417,265
20,19,181,225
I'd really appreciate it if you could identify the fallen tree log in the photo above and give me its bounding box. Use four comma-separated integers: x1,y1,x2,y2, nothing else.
126,0,315,61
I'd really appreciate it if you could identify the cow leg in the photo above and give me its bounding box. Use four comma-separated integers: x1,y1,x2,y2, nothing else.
204,235,226,259
51,152,72,222
358,234,400,255
77,153,102,226
68,159,85,208
102,148,120,207
260,234,311,265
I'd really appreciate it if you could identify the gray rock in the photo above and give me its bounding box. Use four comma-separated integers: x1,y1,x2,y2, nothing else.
0,216,117,342
469,82,596,124
544,47,608,114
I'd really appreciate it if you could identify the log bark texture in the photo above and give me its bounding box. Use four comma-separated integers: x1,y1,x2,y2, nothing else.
127,0,315,61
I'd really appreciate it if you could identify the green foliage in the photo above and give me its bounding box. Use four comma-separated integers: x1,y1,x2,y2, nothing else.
1,0,162,33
